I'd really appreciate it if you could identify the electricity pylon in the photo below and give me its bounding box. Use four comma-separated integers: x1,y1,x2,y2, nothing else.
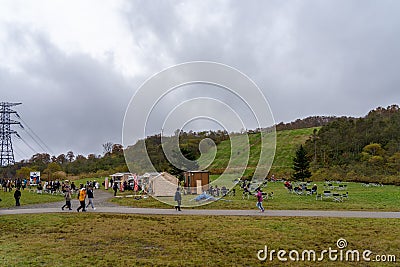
0,102,22,166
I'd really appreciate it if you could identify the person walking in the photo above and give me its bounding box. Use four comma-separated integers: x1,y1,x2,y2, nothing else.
14,187,21,206
85,186,96,210
174,187,182,211
255,188,265,212
62,187,72,210
77,187,87,212
113,182,118,196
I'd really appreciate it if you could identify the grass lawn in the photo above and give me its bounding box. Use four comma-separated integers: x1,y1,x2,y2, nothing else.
110,181,400,211
0,213,398,266
198,128,316,177
0,188,63,208
2,180,399,212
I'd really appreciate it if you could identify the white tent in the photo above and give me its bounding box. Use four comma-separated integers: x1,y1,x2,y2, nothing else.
149,172,179,197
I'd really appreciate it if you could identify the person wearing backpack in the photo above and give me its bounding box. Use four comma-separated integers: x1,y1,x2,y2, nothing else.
62,187,72,210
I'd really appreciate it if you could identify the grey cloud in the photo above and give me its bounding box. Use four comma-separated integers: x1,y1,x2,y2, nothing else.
2,0,400,161
1,28,137,160
122,0,400,122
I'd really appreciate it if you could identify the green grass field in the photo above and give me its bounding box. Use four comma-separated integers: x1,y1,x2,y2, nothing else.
0,188,63,208
110,181,400,211
0,213,398,266
0,176,99,209
2,178,399,212
198,128,316,177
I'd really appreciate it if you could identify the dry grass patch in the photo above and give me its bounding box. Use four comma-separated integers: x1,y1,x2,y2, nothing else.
0,213,399,266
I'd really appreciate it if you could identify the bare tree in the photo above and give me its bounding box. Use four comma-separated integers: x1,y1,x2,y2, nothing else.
103,142,113,155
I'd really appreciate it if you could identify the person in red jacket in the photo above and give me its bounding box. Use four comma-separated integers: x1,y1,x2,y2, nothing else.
255,188,264,212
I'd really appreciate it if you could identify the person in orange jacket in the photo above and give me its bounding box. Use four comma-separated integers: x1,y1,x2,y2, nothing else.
77,187,87,212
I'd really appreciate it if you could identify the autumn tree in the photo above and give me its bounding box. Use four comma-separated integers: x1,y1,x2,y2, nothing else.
66,151,75,162
16,166,33,179
43,162,62,180
56,154,68,165
112,144,123,154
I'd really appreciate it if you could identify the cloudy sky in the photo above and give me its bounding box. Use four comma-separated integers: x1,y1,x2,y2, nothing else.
1,0,399,161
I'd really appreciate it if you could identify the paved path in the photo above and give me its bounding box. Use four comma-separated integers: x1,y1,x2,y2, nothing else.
1,189,399,218
1,207,399,218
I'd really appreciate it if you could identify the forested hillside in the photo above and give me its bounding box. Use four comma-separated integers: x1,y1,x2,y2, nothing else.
305,105,400,184
276,116,338,131
2,105,400,184
124,130,229,177
196,128,315,178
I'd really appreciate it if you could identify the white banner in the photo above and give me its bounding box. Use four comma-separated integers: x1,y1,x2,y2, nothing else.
30,171,41,185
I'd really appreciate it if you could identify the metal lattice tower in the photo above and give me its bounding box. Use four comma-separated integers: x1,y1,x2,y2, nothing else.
0,102,22,167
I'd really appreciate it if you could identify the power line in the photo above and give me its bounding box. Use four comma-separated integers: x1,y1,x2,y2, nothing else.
17,114,54,154
13,142,30,159
19,124,47,152
16,133,38,154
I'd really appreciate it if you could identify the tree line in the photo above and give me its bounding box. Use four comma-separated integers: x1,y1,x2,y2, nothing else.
1,130,231,181
0,143,127,180
3,106,399,184
304,104,400,184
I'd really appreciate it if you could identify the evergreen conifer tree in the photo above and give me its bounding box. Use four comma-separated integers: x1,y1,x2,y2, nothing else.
292,145,311,181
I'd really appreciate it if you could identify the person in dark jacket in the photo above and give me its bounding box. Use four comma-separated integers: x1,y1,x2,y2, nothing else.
113,182,118,196
174,187,182,211
14,187,21,206
85,186,96,210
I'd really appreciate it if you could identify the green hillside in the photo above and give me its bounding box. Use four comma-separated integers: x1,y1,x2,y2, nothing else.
198,128,317,178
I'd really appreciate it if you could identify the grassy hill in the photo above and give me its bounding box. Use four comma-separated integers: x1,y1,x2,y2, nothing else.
123,127,317,179
198,127,317,178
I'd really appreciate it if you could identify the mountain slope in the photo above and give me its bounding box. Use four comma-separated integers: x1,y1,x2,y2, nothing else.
198,128,316,178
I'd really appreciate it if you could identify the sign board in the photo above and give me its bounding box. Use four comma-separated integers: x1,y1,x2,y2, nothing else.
30,171,41,185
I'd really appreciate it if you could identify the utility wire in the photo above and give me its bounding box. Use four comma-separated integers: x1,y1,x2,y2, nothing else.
19,124,48,152
16,114,54,154
13,142,30,159
16,133,38,154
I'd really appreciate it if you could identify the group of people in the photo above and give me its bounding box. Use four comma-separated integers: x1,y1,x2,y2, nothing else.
1,178,27,192
207,185,234,197
0,179,24,206
284,181,318,194
62,182,96,212
0,178,98,209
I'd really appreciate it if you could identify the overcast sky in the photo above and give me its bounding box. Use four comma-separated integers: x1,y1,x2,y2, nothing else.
1,0,399,161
